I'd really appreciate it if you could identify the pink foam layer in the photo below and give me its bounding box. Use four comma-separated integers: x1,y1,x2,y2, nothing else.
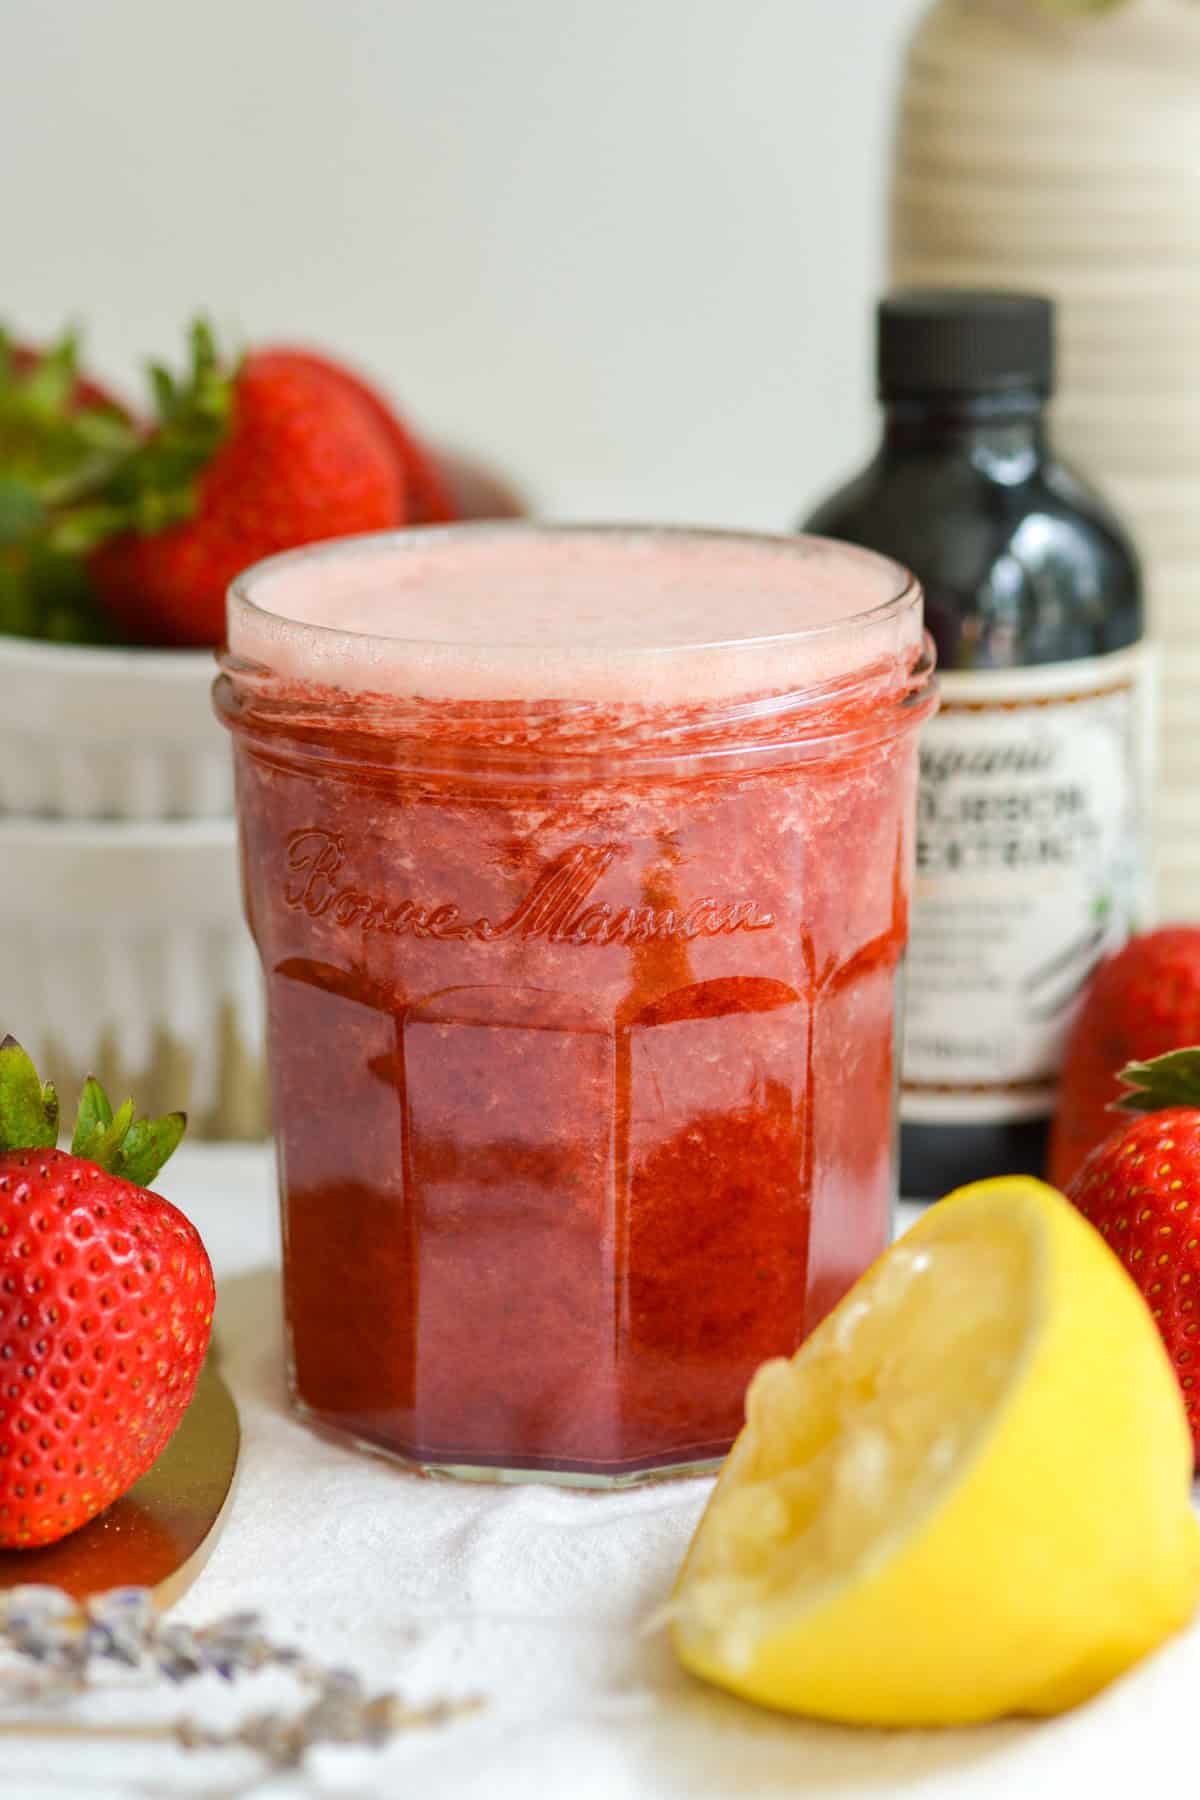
228,528,920,703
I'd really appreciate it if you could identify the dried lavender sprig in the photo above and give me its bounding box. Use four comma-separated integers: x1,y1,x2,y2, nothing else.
0,1693,485,1769
1,1586,334,1691
0,1585,482,1768
176,1692,484,1768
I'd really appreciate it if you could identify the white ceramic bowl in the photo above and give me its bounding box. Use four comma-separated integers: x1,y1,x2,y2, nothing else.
0,817,265,1139
0,637,232,819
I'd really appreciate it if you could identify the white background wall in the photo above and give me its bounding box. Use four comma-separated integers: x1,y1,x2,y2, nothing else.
1,0,927,528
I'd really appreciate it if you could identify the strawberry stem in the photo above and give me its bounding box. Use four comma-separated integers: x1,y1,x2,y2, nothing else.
1115,1049,1200,1115
0,1038,185,1184
46,317,235,557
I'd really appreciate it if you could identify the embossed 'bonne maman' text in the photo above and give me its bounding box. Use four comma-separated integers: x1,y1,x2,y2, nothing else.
282,828,775,947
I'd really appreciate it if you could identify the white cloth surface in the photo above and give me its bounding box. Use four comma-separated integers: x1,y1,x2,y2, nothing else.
7,1142,1199,1798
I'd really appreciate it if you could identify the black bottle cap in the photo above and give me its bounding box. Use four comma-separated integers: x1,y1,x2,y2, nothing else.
878,291,1055,399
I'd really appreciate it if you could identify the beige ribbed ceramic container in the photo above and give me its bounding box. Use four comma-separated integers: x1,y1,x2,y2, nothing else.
891,0,1200,919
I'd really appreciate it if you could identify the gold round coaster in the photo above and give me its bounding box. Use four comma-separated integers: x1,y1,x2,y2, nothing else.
0,1361,239,1607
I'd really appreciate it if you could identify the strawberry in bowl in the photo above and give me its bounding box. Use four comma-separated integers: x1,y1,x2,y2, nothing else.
86,330,409,647
3,315,526,653
0,321,434,806
0,321,526,808
74,322,526,647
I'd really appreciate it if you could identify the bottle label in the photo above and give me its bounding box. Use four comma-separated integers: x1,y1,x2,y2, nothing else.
902,644,1155,1125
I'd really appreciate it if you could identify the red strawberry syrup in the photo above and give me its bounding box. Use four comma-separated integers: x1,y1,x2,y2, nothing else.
216,527,935,1482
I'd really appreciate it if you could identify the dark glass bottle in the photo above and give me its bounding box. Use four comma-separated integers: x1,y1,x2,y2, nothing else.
803,292,1147,1196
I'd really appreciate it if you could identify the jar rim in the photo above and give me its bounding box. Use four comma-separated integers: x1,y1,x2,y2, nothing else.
226,523,924,709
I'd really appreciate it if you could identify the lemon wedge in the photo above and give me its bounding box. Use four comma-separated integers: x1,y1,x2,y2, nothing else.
672,1177,1200,1725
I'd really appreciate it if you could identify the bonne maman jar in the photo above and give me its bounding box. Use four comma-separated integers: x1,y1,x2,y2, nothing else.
215,525,936,1485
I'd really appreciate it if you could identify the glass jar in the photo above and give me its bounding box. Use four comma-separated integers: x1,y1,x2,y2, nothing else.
215,526,935,1485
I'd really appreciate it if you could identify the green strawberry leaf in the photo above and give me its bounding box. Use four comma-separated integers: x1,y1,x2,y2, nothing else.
0,323,146,643
114,1113,187,1187
71,1073,114,1153
18,332,78,416
77,316,234,544
0,1036,59,1151
1115,1048,1200,1114
0,1042,187,1181
47,501,151,557
74,1096,135,1169
73,1091,187,1185
0,558,35,637
0,330,136,499
23,547,118,643
0,478,46,547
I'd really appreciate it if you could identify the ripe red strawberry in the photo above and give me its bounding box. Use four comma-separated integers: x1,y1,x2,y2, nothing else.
266,345,458,526
0,1039,212,1549
86,325,406,647
1049,928,1200,1190
1067,1047,1200,1461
